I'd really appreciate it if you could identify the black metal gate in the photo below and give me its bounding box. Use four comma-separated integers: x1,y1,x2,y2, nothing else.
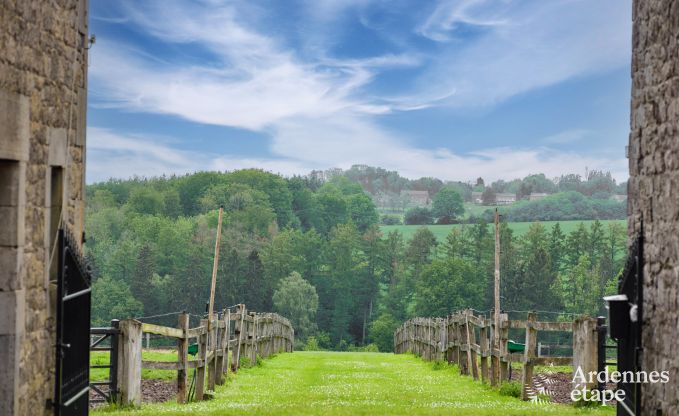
90,321,119,403
612,232,643,416
54,229,92,416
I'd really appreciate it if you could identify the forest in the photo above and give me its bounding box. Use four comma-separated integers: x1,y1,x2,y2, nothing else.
86,168,627,352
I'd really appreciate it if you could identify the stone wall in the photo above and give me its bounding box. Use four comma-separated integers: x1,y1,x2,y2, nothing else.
0,1,88,415
629,1,679,414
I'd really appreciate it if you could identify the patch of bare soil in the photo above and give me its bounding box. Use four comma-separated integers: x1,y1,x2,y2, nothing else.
89,379,176,408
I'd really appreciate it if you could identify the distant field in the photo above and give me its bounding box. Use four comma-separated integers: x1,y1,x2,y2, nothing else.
380,220,627,242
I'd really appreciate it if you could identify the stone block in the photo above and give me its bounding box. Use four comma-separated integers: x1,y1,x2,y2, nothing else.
0,246,22,291
0,89,29,161
0,206,24,247
0,160,25,208
0,290,25,335
47,127,67,166
0,333,20,416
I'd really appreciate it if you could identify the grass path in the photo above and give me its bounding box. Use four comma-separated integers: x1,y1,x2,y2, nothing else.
95,351,612,416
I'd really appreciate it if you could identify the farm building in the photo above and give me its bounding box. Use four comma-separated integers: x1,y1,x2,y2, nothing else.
0,1,90,415
495,193,516,205
400,190,431,207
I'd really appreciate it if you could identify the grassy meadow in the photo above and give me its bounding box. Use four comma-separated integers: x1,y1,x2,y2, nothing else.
380,220,627,242
93,351,613,416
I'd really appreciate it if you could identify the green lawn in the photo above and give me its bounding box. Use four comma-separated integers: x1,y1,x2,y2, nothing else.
380,220,626,242
94,351,612,416
91,350,178,382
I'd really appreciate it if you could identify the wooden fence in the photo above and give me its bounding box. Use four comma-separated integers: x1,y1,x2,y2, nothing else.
394,309,598,400
115,304,294,406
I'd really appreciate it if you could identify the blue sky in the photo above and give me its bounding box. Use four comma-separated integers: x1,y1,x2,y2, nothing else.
87,0,631,184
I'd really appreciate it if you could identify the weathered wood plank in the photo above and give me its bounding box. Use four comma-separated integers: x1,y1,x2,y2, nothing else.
142,323,183,339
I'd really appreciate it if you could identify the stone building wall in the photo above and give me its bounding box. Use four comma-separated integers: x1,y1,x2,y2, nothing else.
0,1,88,415
628,1,679,414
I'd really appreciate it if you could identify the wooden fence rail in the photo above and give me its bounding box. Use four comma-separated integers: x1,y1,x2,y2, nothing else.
115,304,294,406
394,309,598,401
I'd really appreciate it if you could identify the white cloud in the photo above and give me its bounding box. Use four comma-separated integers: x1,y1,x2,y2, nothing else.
87,0,630,184
412,0,632,108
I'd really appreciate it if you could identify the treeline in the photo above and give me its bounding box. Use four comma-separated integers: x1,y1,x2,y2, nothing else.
86,169,627,352
480,192,625,223
327,165,626,204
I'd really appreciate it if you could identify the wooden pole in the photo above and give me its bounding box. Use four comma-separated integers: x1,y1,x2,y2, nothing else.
177,313,189,403
493,208,501,384
208,206,224,331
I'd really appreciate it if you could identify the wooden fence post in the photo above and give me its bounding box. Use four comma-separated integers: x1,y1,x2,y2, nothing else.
499,313,510,382
195,319,207,401
490,311,499,387
232,304,245,372
249,312,257,365
572,316,598,392
208,312,220,391
117,319,142,406
468,311,479,381
216,310,227,385
480,317,489,384
521,312,538,400
225,308,231,379
177,313,189,404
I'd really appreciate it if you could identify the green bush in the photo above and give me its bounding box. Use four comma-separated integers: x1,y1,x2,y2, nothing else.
381,214,402,225
304,336,323,351
499,381,522,398
431,361,448,371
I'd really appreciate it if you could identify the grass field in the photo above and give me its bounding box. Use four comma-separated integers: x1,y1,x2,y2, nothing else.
380,220,626,242
94,351,613,416
91,350,178,382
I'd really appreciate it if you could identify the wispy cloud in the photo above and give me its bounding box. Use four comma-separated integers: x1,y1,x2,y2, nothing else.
88,0,630,183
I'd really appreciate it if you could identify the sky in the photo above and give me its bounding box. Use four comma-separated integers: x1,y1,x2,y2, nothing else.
87,0,632,184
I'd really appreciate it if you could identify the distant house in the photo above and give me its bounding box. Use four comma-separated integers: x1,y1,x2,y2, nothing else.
496,193,516,205
401,190,431,207
612,194,628,203
529,193,550,201
471,191,483,204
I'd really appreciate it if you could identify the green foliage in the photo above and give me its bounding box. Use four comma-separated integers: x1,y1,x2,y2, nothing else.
91,277,143,326
273,272,319,340
368,313,399,352
404,207,433,225
485,192,625,223
414,257,483,316
432,187,465,220
303,336,323,351
381,214,402,225
499,382,522,398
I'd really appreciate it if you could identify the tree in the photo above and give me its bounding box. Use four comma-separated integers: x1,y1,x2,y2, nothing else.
91,277,143,326
273,272,319,340
432,187,464,220
347,192,379,232
127,187,165,215
414,257,482,316
131,244,157,315
368,313,399,352
481,187,497,205
404,207,433,225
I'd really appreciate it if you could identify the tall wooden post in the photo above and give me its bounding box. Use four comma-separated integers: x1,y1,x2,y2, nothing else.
195,319,207,401
177,313,189,403
117,319,142,406
521,312,538,401
492,208,501,385
207,206,224,332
